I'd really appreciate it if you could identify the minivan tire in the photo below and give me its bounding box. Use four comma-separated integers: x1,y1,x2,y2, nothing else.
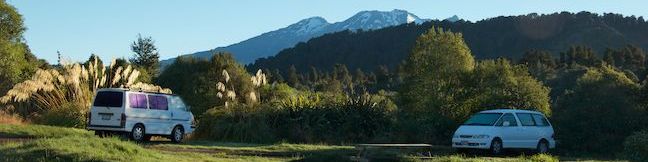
490,138,503,155
131,124,146,142
537,140,549,154
171,126,184,143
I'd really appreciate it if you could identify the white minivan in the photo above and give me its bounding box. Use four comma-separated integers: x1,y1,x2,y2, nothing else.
87,88,195,143
451,109,555,154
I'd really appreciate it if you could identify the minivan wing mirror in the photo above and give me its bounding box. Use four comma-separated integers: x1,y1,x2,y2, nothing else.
503,121,510,127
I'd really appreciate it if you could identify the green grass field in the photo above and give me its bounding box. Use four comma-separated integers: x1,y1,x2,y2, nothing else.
0,124,620,162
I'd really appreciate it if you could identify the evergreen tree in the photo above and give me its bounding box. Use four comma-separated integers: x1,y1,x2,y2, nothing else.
130,34,160,77
272,69,284,83
309,66,319,82
287,65,299,87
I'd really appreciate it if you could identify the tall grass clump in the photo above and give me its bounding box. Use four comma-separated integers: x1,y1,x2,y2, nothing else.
0,109,25,124
0,56,170,128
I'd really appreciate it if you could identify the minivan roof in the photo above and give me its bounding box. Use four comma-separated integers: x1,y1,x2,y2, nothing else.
479,109,544,114
97,88,176,96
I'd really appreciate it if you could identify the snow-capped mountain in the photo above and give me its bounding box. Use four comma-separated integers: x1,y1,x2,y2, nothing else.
161,9,432,66
327,9,425,31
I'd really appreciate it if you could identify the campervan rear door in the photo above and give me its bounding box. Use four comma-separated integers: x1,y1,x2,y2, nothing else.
90,91,125,127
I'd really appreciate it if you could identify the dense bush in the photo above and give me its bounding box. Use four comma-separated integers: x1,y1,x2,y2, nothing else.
553,65,646,154
271,93,396,143
623,130,648,162
195,92,397,144
33,102,87,128
195,104,276,143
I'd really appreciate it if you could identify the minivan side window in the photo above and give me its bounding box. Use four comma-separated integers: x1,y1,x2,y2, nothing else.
129,93,147,109
532,114,550,126
517,113,536,126
93,91,123,107
148,95,168,110
495,113,518,126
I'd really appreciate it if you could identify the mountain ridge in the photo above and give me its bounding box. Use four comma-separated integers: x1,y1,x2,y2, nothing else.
160,9,432,66
247,12,648,74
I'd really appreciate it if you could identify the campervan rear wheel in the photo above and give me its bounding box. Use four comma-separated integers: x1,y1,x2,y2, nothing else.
171,126,184,143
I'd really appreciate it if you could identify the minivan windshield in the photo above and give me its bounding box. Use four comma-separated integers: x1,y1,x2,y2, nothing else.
463,113,502,126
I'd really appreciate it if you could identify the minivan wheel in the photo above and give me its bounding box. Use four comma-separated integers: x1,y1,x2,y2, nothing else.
171,126,184,143
537,140,549,154
131,124,145,142
490,139,503,155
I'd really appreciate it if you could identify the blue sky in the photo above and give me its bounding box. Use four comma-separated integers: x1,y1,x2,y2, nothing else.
7,0,648,64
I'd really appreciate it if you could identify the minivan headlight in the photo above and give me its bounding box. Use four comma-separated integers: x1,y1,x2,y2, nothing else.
474,135,490,139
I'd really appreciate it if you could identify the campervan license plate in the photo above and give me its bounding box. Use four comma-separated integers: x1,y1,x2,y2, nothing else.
99,113,112,120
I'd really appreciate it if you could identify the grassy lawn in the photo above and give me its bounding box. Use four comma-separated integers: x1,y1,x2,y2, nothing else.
0,124,623,162
0,124,93,138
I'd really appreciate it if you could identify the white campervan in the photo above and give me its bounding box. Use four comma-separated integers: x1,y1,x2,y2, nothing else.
87,88,195,143
451,109,555,154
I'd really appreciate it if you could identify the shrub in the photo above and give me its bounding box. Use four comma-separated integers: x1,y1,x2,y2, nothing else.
194,104,276,143
195,92,397,144
270,93,396,144
553,65,644,154
34,101,87,128
623,130,648,162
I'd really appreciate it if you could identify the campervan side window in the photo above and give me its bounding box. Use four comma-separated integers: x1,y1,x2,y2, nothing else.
129,93,147,109
148,95,168,110
93,91,123,107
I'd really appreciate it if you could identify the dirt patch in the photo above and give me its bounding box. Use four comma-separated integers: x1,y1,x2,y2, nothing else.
0,137,34,145
148,146,303,157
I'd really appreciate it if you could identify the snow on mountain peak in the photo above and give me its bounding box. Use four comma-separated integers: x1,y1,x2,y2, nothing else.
339,9,426,30
288,16,330,34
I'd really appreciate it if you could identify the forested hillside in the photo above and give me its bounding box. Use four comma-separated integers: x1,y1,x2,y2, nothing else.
249,11,648,74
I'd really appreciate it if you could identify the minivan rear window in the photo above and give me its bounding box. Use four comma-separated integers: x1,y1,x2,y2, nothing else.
517,113,536,126
93,91,123,107
532,114,550,126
